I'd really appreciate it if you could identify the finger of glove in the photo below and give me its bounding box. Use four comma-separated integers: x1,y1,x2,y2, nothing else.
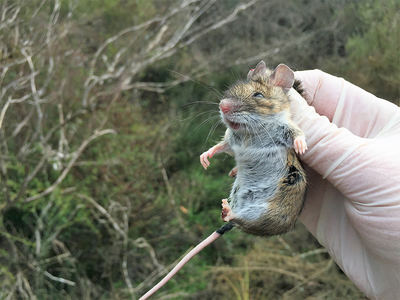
295,70,400,138
289,89,400,204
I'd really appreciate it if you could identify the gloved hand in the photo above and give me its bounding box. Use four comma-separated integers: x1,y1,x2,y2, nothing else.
288,70,400,300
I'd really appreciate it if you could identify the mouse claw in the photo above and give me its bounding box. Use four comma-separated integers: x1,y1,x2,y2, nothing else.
200,146,218,169
294,136,307,155
200,150,212,169
221,199,234,222
200,151,209,169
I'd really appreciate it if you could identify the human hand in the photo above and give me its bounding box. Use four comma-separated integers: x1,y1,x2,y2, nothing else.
288,70,400,299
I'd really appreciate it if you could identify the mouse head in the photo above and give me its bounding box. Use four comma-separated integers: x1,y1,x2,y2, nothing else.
219,61,294,131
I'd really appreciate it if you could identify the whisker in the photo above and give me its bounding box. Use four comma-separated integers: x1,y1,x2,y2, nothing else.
181,101,219,108
254,124,264,145
169,70,223,98
178,110,218,122
204,119,222,145
253,117,286,167
193,115,220,132
244,115,263,145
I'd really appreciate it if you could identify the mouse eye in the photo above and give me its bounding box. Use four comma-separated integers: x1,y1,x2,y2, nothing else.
253,92,264,98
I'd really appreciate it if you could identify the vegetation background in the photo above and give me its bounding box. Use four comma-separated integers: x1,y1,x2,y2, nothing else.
0,0,398,299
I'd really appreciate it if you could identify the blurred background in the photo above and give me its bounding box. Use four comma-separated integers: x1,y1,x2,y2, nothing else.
0,0,399,299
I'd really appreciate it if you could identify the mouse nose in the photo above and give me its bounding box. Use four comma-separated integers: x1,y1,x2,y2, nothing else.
219,99,234,114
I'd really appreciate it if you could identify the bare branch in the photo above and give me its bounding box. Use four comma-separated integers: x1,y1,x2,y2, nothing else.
181,0,259,48
79,193,125,238
43,271,75,286
25,129,116,202
133,238,164,272
122,204,134,297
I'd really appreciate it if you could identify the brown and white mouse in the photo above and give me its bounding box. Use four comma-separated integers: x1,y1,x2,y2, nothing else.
140,61,307,299
200,60,307,236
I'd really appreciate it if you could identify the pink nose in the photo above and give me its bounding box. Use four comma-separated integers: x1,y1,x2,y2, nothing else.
219,99,233,114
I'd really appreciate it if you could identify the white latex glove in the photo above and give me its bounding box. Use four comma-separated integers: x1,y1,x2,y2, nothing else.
288,70,400,300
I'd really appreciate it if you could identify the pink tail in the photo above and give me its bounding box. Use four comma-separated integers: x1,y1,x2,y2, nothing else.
139,231,221,300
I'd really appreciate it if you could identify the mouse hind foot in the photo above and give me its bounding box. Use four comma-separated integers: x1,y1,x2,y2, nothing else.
221,199,235,222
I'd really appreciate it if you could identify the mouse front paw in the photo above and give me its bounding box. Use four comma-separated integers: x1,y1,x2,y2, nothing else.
221,199,235,222
200,147,217,169
200,151,211,169
294,136,307,155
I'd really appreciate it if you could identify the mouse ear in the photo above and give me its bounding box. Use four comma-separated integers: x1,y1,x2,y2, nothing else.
248,60,267,80
269,64,294,92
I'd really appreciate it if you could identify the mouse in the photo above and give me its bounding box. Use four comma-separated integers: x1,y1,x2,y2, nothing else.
200,60,307,236
139,61,307,299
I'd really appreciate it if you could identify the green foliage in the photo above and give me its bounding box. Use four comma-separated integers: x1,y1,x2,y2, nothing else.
325,0,400,101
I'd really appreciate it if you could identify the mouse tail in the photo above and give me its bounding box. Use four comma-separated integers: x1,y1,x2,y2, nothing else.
139,222,234,300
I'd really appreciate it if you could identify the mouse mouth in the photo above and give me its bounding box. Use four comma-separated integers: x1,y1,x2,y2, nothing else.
221,110,243,130
226,119,240,130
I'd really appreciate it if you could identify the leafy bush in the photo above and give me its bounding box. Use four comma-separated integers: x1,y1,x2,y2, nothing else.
325,0,400,101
